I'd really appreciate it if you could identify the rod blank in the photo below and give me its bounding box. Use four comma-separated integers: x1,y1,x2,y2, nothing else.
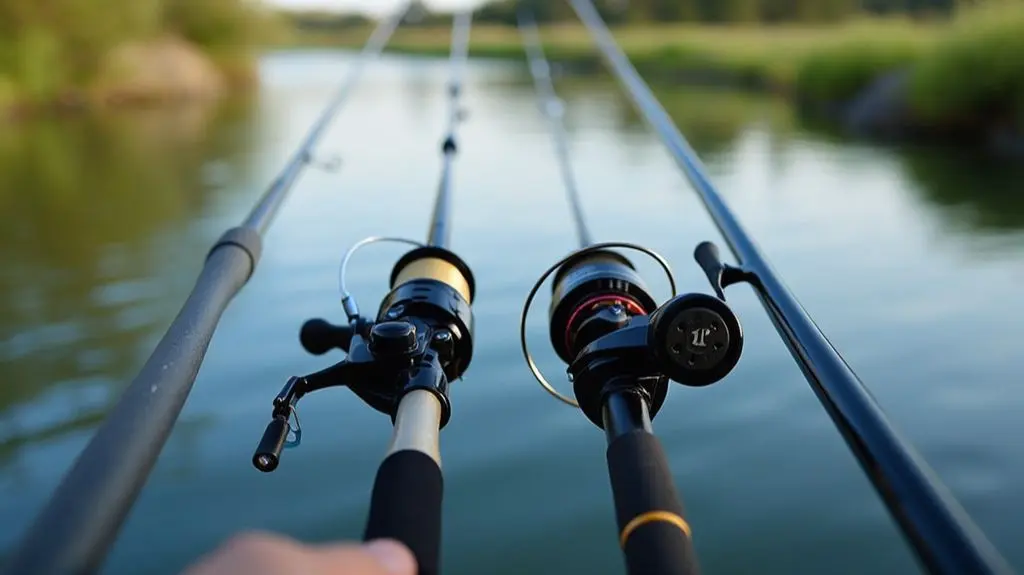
565,0,1013,573
427,11,473,249
245,5,411,235
517,11,594,249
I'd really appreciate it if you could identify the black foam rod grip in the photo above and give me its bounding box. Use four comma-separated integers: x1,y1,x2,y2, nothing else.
363,450,443,575
606,431,700,575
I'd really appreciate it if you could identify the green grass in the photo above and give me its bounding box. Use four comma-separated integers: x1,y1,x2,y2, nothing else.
283,19,940,94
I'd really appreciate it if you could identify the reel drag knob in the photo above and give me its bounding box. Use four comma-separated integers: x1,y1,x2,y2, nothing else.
648,293,743,387
369,321,418,357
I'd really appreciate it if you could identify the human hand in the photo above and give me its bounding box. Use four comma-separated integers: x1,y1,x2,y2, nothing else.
181,533,416,575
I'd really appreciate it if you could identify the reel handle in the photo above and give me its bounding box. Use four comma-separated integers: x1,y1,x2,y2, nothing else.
252,418,288,473
300,318,353,355
649,293,743,387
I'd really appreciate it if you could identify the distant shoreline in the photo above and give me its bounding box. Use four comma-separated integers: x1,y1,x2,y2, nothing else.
0,0,269,120
276,13,1022,157
5,10,1021,158
1,38,255,120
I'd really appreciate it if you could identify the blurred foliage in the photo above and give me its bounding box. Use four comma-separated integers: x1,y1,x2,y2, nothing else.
794,34,925,103
899,145,1024,233
468,0,961,24
281,10,374,32
909,1,1024,131
290,18,941,93
164,0,262,50
0,0,278,106
281,0,1023,141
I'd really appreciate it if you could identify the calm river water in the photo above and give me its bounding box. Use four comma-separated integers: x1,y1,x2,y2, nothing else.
2,51,1024,574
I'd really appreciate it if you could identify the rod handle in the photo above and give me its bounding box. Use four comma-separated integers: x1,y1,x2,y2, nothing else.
363,450,443,575
607,431,700,575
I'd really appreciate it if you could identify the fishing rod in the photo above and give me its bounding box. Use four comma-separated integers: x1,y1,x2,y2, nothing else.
2,5,412,575
517,11,705,575
514,1,1016,574
429,9,470,248
517,11,592,248
251,12,475,575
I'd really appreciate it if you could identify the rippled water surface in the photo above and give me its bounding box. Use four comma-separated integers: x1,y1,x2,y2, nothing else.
2,51,1024,574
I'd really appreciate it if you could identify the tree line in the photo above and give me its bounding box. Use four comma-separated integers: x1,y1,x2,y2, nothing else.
472,0,986,24
277,0,1004,33
1,0,267,91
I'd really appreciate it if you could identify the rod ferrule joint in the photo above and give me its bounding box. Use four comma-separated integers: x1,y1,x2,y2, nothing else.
207,227,264,280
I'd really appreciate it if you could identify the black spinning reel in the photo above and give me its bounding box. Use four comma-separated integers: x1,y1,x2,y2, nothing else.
252,245,476,472
521,240,750,428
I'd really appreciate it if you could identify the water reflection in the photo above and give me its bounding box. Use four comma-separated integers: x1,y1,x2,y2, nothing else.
491,67,797,197
0,99,259,469
399,56,443,128
2,52,1023,574
559,71,1024,240
899,148,1024,236
616,85,792,160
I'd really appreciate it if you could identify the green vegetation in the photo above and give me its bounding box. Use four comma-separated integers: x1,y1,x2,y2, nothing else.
282,19,940,95
793,26,928,103
281,0,1023,142
3,0,1021,143
412,0,959,25
0,0,278,112
910,2,1024,131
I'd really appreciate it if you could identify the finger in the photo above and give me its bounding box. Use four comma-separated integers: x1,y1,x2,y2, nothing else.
181,533,416,575
312,539,417,575
183,532,320,575
182,532,303,575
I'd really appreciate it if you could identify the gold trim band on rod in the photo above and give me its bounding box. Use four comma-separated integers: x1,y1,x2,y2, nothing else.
619,511,692,548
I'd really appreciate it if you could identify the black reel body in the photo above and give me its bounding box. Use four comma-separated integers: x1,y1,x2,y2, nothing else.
527,242,749,430
376,277,474,384
569,292,743,428
253,246,475,472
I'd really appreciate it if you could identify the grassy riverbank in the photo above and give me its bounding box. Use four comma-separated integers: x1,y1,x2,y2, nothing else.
283,3,1023,136
0,0,279,115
